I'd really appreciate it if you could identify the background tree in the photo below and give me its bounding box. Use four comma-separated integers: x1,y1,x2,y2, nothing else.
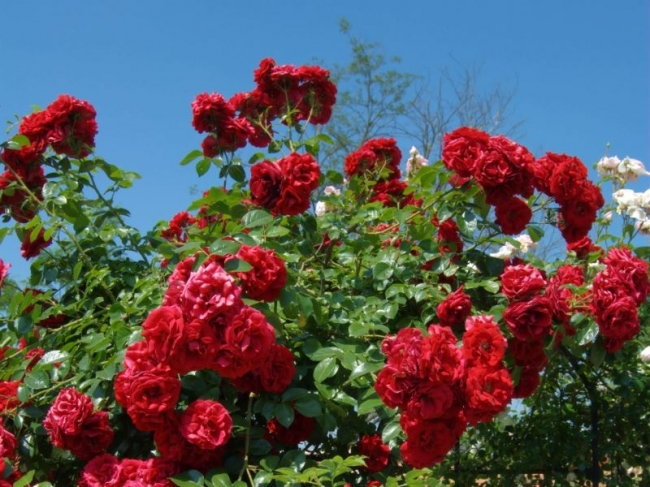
320,19,522,172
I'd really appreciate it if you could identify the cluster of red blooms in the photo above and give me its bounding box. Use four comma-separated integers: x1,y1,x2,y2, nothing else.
191,58,336,156
249,151,321,216
43,388,114,461
591,247,649,352
0,95,98,259
15,242,293,484
375,320,512,468
344,138,418,208
442,128,604,241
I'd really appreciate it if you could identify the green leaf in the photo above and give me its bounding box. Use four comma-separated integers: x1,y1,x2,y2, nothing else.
241,209,274,228
13,471,35,487
196,158,211,177
349,361,383,381
40,350,69,365
223,258,253,273
526,224,545,242
481,280,500,294
171,470,205,487
382,420,402,443
314,357,339,383
316,133,335,145
253,470,273,486
577,320,599,346
10,134,31,148
228,164,246,183
209,473,232,487
180,149,203,166
373,262,393,281
275,402,295,428
209,239,241,256
294,396,322,417
309,347,343,361
358,397,384,415
260,456,279,472
24,370,49,390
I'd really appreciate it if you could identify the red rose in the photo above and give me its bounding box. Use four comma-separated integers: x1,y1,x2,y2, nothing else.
603,246,649,306
175,318,220,374
548,154,588,204
115,368,181,432
250,160,283,211
141,305,186,368
43,388,113,460
225,305,275,364
508,338,548,370
463,315,507,368
464,365,513,425
43,95,98,158
43,387,94,438
399,413,466,468
0,259,9,292
0,380,21,412
567,236,602,259
504,296,553,342
180,261,243,322
0,419,17,459
67,411,115,461
421,325,466,386
442,127,490,178
436,287,472,328
596,296,639,343
500,264,546,301
78,454,123,487
558,181,604,243
513,366,541,399
494,197,532,236
292,65,337,125
259,343,296,394
230,90,274,148
20,227,52,259
232,244,287,301
344,138,401,180
405,382,457,420
546,265,586,329
191,92,235,134
180,399,232,450
358,434,390,473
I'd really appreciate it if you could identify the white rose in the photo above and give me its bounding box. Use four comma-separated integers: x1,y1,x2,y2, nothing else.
489,242,517,259
640,346,650,363
596,156,620,177
323,185,341,197
618,157,650,182
513,234,536,253
315,201,327,217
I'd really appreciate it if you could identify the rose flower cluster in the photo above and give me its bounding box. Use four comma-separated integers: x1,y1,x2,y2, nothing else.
191,58,336,156
442,127,604,241
0,95,98,259
344,137,418,208
83,244,292,480
375,320,512,468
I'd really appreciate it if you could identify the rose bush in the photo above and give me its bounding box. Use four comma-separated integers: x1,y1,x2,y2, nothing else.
0,58,649,486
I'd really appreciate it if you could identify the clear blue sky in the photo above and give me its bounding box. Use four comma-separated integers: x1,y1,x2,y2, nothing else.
1,1,648,279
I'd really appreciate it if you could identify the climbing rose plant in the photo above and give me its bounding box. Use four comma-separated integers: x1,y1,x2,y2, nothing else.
0,58,648,487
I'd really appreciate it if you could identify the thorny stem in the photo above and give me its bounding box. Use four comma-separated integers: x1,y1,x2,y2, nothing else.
238,392,256,482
